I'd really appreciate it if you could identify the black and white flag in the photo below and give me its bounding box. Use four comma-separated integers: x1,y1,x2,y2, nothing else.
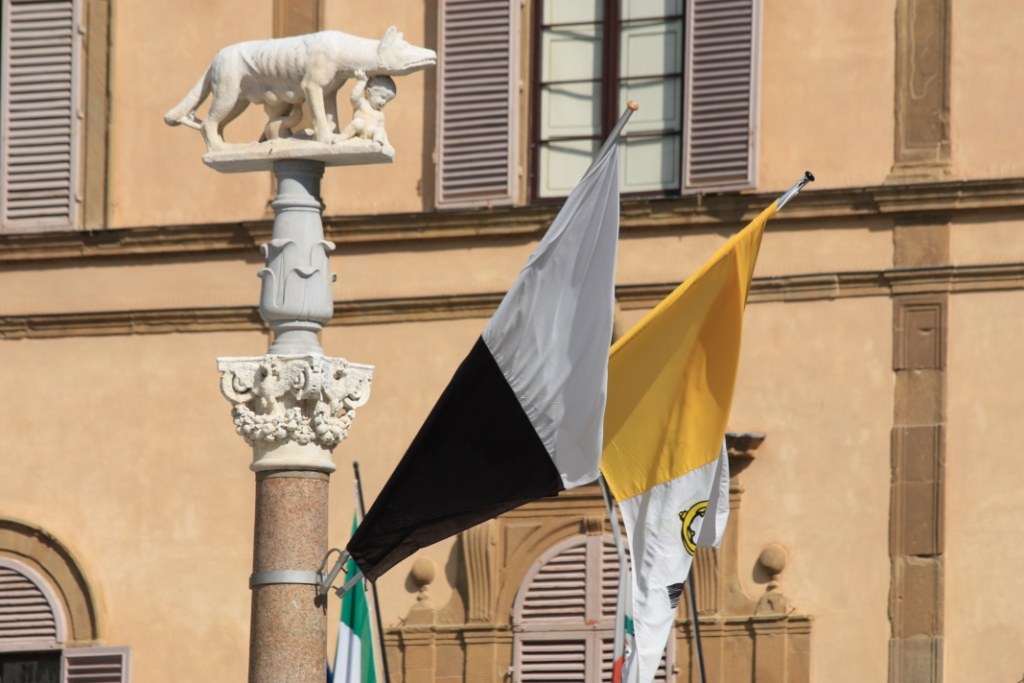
349,145,622,581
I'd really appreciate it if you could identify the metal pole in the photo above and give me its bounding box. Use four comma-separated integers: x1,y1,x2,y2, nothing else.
685,567,707,683
354,462,392,683
599,476,629,671
776,171,815,210
586,101,639,177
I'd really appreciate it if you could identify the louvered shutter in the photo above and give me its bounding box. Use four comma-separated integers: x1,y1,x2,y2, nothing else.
0,559,66,650
600,537,622,620
519,540,587,622
436,0,518,208
514,535,674,683
600,637,672,683
681,0,760,193
519,638,588,683
62,647,131,683
0,0,83,232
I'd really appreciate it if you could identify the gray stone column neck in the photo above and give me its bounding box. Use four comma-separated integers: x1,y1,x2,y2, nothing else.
261,160,335,355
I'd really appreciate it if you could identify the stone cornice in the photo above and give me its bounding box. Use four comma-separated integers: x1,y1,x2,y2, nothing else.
3,177,1024,263
3,262,1023,340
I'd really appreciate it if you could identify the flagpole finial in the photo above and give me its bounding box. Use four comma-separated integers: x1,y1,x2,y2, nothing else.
587,103,639,175
776,171,816,211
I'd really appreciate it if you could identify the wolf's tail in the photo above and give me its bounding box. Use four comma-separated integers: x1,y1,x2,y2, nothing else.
164,66,211,130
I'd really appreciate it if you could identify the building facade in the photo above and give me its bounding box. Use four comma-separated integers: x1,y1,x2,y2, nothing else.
1,0,1022,682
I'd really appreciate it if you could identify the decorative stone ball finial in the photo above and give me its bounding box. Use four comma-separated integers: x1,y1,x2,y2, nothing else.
410,557,436,599
755,542,791,616
758,542,787,579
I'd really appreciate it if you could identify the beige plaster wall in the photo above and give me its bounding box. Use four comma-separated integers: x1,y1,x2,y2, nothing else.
107,0,431,229
0,255,262,316
951,1,1024,180
110,0,273,228
0,331,267,683
0,217,894,318
950,213,1024,267
758,0,895,192
321,0,433,215
731,297,894,683
945,290,1024,681
619,217,893,287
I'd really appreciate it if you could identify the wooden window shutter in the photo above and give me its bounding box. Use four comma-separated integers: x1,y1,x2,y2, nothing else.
0,0,83,232
599,637,672,683
519,540,587,622
681,0,761,193
436,0,518,208
61,646,131,683
518,638,588,683
0,559,67,650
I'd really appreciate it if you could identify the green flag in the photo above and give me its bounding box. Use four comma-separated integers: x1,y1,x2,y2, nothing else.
334,516,377,683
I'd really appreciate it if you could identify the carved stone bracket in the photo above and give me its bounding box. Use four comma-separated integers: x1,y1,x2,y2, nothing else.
462,520,498,623
218,353,373,472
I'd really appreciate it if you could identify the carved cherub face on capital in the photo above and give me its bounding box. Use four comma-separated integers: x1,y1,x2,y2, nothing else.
367,76,397,110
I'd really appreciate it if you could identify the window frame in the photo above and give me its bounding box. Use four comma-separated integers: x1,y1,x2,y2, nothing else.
527,0,685,203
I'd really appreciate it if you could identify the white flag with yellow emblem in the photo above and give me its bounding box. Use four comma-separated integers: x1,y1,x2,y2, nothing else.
600,201,777,683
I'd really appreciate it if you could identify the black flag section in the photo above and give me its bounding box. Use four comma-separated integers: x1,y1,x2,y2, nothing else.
348,336,564,581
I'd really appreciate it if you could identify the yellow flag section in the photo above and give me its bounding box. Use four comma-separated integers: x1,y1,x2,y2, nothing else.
600,201,777,683
602,200,776,500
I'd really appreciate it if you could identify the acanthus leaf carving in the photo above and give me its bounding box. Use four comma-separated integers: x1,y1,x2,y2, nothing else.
217,354,372,450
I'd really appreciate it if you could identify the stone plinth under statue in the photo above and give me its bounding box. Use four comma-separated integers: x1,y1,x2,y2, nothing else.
204,137,394,173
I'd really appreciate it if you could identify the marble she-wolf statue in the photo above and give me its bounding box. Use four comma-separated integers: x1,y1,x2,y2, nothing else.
164,27,435,152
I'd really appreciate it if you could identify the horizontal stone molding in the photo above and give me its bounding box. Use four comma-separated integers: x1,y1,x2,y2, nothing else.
3,262,1024,340
4,178,1024,263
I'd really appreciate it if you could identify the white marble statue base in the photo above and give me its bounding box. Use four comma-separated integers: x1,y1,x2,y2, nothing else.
203,137,394,173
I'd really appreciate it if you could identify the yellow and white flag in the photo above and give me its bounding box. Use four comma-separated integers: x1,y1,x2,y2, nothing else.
601,201,777,683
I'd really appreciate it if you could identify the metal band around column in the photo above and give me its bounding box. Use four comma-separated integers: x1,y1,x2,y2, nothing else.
249,570,324,588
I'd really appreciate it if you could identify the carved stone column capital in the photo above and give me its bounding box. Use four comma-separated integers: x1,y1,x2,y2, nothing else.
218,353,373,472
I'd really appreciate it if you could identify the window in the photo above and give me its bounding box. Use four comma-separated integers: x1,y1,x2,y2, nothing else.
511,535,673,683
0,651,61,683
534,0,682,197
0,0,83,232
0,558,130,683
531,0,760,199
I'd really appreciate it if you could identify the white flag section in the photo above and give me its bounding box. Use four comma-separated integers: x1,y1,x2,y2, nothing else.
334,621,363,683
619,442,730,683
482,144,621,489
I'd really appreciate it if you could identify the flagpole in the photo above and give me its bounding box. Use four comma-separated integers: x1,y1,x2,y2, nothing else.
685,567,707,683
354,462,392,683
587,101,639,176
336,570,363,599
599,476,629,674
776,171,815,210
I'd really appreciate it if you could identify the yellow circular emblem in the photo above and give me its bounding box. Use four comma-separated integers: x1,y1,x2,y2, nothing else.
679,501,709,556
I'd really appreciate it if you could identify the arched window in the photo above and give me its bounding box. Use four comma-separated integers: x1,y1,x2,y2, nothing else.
0,547,130,682
0,557,68,651
511,534,673,683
